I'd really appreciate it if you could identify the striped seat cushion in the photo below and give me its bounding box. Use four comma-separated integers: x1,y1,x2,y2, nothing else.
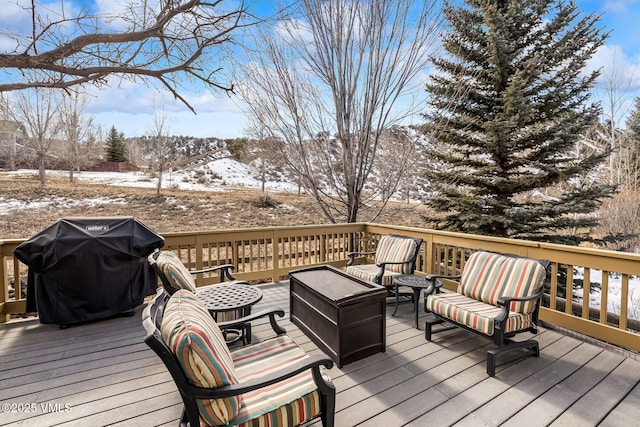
161,290,241,425
345,264,402,287
374,235,418,274
156,251,197,293
458,251,546,315
229,335,326,426
426,292,533,336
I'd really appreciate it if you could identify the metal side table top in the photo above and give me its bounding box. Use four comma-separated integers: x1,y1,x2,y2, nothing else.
196,283,263,343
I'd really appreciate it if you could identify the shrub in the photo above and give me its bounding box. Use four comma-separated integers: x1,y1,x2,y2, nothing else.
254,192,279,208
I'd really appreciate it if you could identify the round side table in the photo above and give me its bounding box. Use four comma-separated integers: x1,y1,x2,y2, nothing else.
392,275,436,329
196,283,263,344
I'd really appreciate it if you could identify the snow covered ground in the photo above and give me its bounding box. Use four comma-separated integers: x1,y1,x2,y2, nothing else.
4,157,298,192
0,156,300,221
0,194,128,216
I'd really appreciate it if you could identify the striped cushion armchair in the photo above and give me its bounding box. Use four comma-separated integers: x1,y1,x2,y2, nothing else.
424,251,548,376
149,249,245,295
149,249,286,344
345,234,423,297
142,289,336,427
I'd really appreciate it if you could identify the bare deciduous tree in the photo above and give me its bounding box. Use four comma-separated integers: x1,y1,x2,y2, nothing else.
595,48,640,185
147,107,174,196
238,0,443,223
597,189,640,252
59,92,99,182
244,121,288,193
0,0,250,111
10,88,62,187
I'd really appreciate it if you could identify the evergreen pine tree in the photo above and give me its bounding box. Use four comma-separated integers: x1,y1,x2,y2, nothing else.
423,0,615,245
105,125,127,162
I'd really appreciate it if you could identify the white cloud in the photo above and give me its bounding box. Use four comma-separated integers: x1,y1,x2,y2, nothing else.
93,0,132,16
89,101,248,139
587,43,640,92
603,0,639,13
586,43,640,127
92,0,148,31
82,74,248,138
274,18,314,44
0,0,80,51
0,0,28,22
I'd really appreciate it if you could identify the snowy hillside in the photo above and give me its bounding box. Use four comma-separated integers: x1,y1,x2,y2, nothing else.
5,156,298,193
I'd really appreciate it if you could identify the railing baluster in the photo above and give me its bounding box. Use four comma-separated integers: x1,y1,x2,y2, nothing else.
620,274,629,330
549,262,558,311
582,268,591,319
566,265,574,315
601,271,609,324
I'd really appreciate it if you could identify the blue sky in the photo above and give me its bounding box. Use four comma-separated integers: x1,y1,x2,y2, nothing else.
1,1,640,139
579,1,640,68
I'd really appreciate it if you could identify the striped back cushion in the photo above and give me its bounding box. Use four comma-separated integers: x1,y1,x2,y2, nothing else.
374,235,418,274
156,251,197,293
161,290,241,425
458,251,546,314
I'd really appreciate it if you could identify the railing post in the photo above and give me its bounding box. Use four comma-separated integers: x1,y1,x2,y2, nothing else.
195,234,204,287
349,232,355,255
620,274,629,331
272,229,279,282
0,254,9,323
320,234,326,263
424,234,435,275
2,224,640,351
232,240,239,275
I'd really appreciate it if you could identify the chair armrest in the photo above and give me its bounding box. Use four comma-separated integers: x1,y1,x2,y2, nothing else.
376,260,413,267
496,288,544,307
422,275,461,303
218,309,287,336
495,288,544,323
425,274,461,287
189,264,237,282
183,354,335,399
346,251,376,266
374,260,416,284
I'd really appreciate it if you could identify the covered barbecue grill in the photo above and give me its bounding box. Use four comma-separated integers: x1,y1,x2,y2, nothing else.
14,217,164,326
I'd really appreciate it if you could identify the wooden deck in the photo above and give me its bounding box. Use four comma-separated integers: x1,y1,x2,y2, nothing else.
1,281,640,427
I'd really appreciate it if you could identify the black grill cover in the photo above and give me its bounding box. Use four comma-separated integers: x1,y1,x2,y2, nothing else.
14,217,164,325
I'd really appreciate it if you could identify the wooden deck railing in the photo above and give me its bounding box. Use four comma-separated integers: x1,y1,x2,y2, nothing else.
2,223,640,354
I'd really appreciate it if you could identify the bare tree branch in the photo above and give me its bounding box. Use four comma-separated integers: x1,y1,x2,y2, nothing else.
0,0,251,111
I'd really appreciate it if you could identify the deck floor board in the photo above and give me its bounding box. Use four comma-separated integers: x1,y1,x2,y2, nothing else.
1,281,639,427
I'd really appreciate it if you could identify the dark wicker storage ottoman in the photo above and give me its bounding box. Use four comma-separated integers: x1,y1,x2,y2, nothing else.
289,265,387,368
